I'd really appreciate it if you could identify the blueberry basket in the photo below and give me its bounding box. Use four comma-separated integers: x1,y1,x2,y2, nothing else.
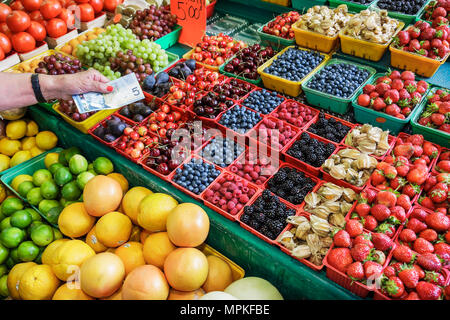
370,0,432,25
301,59,376,114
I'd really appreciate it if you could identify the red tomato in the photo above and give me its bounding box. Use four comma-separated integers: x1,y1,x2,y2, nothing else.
22,0,42,12
26,20,46,41
29,10,44,22
11,31,35,52
0,32,12,54
103,0,118,12
0,22,11,38
40,0,62,20
10,1,25,11
75,0,90,3
77,3,94,22
45,17,66,38
58,8,74,28
0,47,5,61
0,4,12,23
6,10,31,33
89,0,102,13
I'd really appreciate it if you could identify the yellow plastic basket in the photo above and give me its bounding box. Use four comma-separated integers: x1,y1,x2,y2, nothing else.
52,102,117,134
389,45,449,78
257,46,330,97
338,21,405,61
200,244,245,281
261,0,291,6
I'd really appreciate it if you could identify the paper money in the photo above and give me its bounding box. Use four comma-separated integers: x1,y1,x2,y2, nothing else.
72,73,145,114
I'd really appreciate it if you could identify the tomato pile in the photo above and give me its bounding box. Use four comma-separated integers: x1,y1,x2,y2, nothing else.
417,87,450,133
189,34,245,67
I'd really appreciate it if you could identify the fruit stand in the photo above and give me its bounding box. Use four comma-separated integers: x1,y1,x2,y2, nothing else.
0,0,449,302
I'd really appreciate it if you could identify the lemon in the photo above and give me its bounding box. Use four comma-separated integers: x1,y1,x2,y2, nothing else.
0,183,6,203
35,131,58,151
10,150,32,167
0,155,10,172
44,152,60,169
26,120,39,137
11,174,33,191
6,120,27,140
0,138,21,156
21,137,36,150
30,146,44,157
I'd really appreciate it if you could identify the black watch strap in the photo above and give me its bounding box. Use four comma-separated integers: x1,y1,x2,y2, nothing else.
31,74,46,103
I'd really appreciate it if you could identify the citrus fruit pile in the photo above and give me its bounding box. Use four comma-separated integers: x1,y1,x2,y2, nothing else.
12,147,116,224
0,196,62,299
0,118,58,173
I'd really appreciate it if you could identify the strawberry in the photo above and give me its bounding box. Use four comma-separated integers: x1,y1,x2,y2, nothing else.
413,264,425,279
431,113,446,126
372,97,386,111
399,229,417,243
376,191,397,207
429,183,449,203
402,184,421,198
424,271,446,286
363,216,378,231
413,238,435,254
384,266,396,278
384,90,400,104
327,248,353,273
351,243,371,262
421,27,436,40
333,230,351,247
370,204,391,222
382,276,405,298
364,261,383,280
407,218,428,233
393,143,415,158
363,84,376,94
391,79,404,90
396,165,410,177
353,233,373,248
390,206,406,222
416,281,442,300
355,203,371,217
375,83,391,96
425,212,450,232
419,229,438,242
372,233,393,251
408,27,421,39
417,253,442,271
396,194,412,211
446,285,450,301
395,30,410,46
423,141,439,158
413,145,424,157
398,88,411,102
398,266,419,289
346,261,365,281
410,207,429,222
388,70,401,79
423,175,438,192
390,176,406,190
345,219,363,237
393,244,415,263
411,91,423,105
371,170,386,186
405,292,420,300
407,166,428,185
434,242,450,261
417,80,429,90
419,196,436,211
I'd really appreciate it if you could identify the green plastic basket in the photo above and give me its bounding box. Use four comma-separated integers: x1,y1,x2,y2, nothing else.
411,87,450,148
301,59,376,114
370,0,432,25
0,148,63,227
257,17,296,50
351,73,428,134
163,51,180,72
219,52,263,86
292,0,327,10
329,0,377,12
38,101,59,116
154,25,182,50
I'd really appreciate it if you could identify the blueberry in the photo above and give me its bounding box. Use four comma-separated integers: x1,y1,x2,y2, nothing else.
173,158,220,194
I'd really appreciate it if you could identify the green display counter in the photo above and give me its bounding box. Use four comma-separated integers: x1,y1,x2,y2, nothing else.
27,106,359,300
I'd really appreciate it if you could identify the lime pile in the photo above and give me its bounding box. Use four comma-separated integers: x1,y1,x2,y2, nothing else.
12,147,115,224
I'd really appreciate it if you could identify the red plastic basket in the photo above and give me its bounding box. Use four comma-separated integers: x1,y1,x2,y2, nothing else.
206,0,217,18
269,100,320,130
432,147,449,175
113,96,164,126
164,60,228,89
304,112,356,145
395,132,441,172
216,104,265,142
88,115,135,148
213,77,258,103
241,89,286,115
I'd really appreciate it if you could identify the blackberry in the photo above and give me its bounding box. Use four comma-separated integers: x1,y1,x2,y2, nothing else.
255,212,266,223
262,189,272,200
249,220,260,230
241,214,250,224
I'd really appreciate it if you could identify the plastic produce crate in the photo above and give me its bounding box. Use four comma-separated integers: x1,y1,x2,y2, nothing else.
155,25,182,50
292,20,340,54
200,244,245,281
338,21,404,62
257,46,330,97
301,59,376,114
411,87,450,149
219,54,264,86
256,18,296,51
370,0,432,25
304,111,356,145
207,0,217,18
328,0,376,12
351,73,429,134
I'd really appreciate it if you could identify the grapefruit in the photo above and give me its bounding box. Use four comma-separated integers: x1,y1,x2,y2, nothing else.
107,173,129,193
122,265,169,300
95,211,132,248
166,203,209,247
85,225,107,253
7,262,36,300
202,255,234,293
41,239,69,265
168,288,205,300
101,287,122,300
52,283,94,300
83,176,122,217
80,252,125,298
143,232,176,269
114,241,145,275
122,187,152,224
137,193,178,232
58,202,95,238
164,248,208,292
52,240,95,281
140,230,151,244
19,265,60,300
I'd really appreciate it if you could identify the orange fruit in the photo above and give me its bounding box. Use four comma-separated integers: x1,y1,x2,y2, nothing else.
95,211,132,248
138,193,178,232
168,288,205,300
85,225,107,253
19,264,60,300
52,283,94,300
143,232,176,269
202,255,233,293
107,173,129,193
58,202,95,238
114,242,145,275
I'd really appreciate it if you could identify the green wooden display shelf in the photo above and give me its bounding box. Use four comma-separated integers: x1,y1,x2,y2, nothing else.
27,105,360,300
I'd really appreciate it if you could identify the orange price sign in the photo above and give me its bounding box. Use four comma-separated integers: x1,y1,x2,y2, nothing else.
171,0,206,47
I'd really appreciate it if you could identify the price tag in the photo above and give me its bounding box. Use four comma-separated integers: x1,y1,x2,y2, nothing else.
171,0,206,47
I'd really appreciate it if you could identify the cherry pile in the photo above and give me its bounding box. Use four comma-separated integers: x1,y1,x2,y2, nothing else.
165,81,203,108
262,11,301,39
190,34,244,67
192,92,233,119
143,136,189,175
212,79,254,101
145,103,183,137
109,50,153,82
35,54,82,75
58,99,96,122
185,68,223,91
271,100,316,128
130,6,178,41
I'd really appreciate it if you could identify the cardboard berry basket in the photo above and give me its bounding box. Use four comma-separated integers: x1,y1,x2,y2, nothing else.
282,131,340,175
0,52,20,72
88,114,135,148
202,171,261,222
241,88,287,116
303,111,356,146
263,162,322,211
236,189,299,247
396,132,441,171
269,99,320,130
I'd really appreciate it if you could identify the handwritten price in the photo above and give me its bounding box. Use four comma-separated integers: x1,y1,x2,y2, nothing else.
175,0,204,21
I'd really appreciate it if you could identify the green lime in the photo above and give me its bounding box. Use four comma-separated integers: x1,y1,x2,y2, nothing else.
54,167,73,186
0,211,4,223
0,227,25,248
25,208,41,222
18,181,35,198
0,265,7,277
76,171,96,190
46,206,63,225
52,227,63,240
40,180,59,200
88,169,97,176
26,187,43,206
0,218,11,231
38,200,60,216
58,149,69,165
5,257,14,269
1,198,24,217
10,248,19,263
0,275,9,297
32,169,53,187
69,154,88,175
0,243,9,264
27,221,43,237
93,157,114,175
17,241,39,262
10,210,32,229
61,181,81,201
30,224,53,246
64,147,82,164
49,162,64,175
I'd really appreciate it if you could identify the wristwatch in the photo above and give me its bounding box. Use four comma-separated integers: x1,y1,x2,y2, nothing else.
31,73,46,103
